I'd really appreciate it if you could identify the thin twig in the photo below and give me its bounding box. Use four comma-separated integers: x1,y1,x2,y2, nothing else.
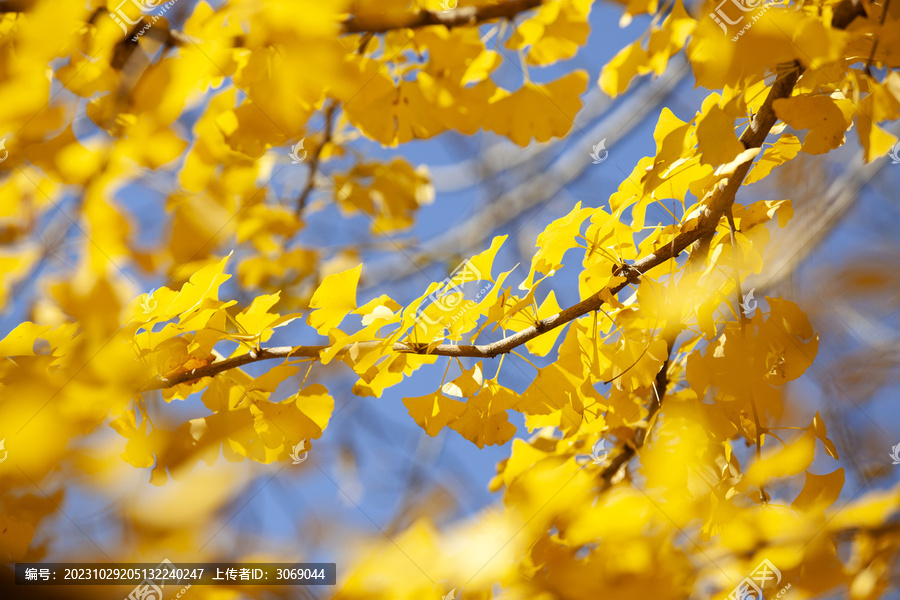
296,99,338,215
864,0,891,75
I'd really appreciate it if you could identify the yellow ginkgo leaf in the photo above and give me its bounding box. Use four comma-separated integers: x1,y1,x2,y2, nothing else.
167,254,233,319
744,134,802,184
744,429,816,487
403,391,467,437
449,380,520,449
600,1,694,97
235,292,297,340
773,95,849,155
791,468,844,513
308,264,362,335
442,362,485,398
697,100,744,167
506,0,593,66
523,202,593,288
486,71,588,147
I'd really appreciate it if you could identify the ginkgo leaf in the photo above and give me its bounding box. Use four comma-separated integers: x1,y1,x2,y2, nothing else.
506,0,593,66
744,429,816,487
442,362,485,398
235,292,297,339
609,331,668,392
485,71,588,147
773,95,849,155
600,1,694,96
357,295,401,326
0,322,51,356
744,134,802,184
523,291,564,357
308,265,362,335
251,384,335,449
167,254,233,319
465,235,508,284
523,202,593,288
449,380,520,449
403,391,467,437
856,95,899,163
697,99,744,167
791,468,844,512
334,159,435,233
809,411,839,460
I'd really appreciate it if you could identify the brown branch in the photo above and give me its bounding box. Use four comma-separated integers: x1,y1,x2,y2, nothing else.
147,0,866,391
864,0,891,75
0,0,31,13
296,99,338,215
342,0,544,34
598,332,676,488
145,65,809,390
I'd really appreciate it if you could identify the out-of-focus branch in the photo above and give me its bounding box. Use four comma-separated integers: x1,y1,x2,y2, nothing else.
751,144,891,293
296,100,338,215
0,0,30,12
342,0,544,34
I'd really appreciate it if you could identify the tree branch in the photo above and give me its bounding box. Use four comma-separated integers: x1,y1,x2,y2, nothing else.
147,0,865,391
596,331,676,488
342,0,544,34
146,65,808,390
296,99,338,215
